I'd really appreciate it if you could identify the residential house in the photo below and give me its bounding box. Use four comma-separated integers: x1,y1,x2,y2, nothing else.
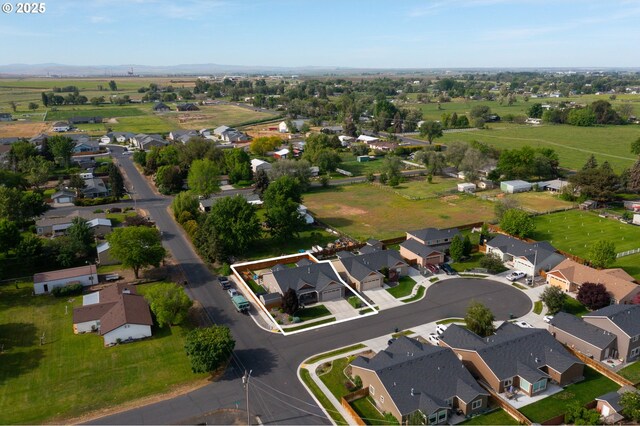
273,148,289,159
213,125,249,143
356,134,380,144
579,200,598,210
101,131,135,145
176,103,199,111
368,141,398,152
82,177,110,198
548,312,617,361
278,119,306,133
546,258,640,304
338,135,354,146
152,102,170,112
440,322,584,397
72,140,100,153
457,183,476,193
34,264,98,295
0,113,12,121
96,241,118,266
131,133,168,150
36,211,112,236
198,193,262,213
320,125,343,134
52,122,71,132
168,129,199,143
73,282,153,346
68,116,102,125
596,387,636,424
337,249,409,291
261,260,345,303
537,179,568,193
30,133,49,146
406,227,460,251
251,158,272,174
583,305,640,362
351,337,489,424
400,239,445,267
500,180,532,193
485,234,565,277
623,200,640,212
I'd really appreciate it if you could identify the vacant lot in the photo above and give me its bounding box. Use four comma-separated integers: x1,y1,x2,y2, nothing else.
486,190,577,213
161,104,276,129
391,176,458,199
46,106,147,121
0,282,204,423
439,123,638,172
0,121,49,137
532,210,640,258
304,184,494,240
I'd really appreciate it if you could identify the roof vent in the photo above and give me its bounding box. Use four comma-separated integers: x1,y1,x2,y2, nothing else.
122,288,130,294
411,388,414,396
393,382,396,387
535,357,540,363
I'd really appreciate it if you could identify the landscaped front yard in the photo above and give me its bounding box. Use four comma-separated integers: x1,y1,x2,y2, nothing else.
0,283,205,424
518,367,618,423
386,276,417,298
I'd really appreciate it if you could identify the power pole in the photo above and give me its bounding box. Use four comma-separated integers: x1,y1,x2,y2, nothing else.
243,369,252,425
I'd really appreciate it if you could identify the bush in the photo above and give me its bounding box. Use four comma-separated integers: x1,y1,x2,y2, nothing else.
93,209,104,213
51,283,84,297
74,196,118,206
353,375,362,389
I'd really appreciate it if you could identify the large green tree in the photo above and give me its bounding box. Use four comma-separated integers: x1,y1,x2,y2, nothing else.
184,325,235,373
465,302,495,337
48,136,76,169
171,191,200,222
22,156,53,190
539,285,566,314
107,163,126,199
0,219,20,254
155,165,183,194
223,149,251,184
499,209,535,238
143,282,192,327
107,226,166,278
0,187,47,225
66,217,93,258
418,120,443,144
187,158,220,197
449,234,465,262
588,240,616,268
268,159,312,190
620,391,640,422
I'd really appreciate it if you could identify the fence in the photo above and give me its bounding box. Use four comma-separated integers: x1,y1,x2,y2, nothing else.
335,168,353,177
477,380,531,425
566,346,634,387
541,400,597,425
340,388,369,426
617,247,640,258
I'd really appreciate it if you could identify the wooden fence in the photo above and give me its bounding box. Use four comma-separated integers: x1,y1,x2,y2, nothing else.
566,346,634,387
477,380,532,425
341,388,369,426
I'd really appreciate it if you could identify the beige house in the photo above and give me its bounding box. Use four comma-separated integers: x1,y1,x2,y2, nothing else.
583,305,640,363
399,239,444,266
336,249,408,291
546,259,640,304
36,211,112,237
548,312,618,361
351,337,488,424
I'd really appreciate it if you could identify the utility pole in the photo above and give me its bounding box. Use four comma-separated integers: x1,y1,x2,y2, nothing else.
243,369,252,425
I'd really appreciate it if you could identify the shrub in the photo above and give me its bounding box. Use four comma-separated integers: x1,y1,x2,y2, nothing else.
93,208,104,213
353,375,362,389
74,196,118,206
51,283,84,297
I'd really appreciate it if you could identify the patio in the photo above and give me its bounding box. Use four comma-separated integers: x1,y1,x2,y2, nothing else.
498,383,564,409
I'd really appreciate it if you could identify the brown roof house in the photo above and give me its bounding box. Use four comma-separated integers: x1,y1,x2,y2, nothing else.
399,227,460,267
336,249,409,291
73,282,153,346
548,312,618,361
34,264,98,295
596,386,637,424
440,322,584,397
583,305,640,363
351,336,489,424
546,258,640,304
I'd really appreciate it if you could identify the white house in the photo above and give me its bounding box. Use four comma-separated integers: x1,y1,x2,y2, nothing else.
73,282,153,346
251,158,272,174
500,180,532,194
338,135,354,146
457,182,477,193
278,119,306,133
33,264,98,295
356,135,380,144
52,122,71,132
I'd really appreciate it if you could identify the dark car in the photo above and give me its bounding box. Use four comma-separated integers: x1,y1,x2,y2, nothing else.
107,207,122,213
218,276,231,289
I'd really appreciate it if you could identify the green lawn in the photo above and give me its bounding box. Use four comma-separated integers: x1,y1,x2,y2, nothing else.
305,344,366,364
451,252,485,272
244,226,337,260
351,396,389,425
107,115,175,134
284,317,335,331
299,368,348,425
296,305,332,321
460,409,518,425
562,297,589,317
533,301,543,315
304,184,495,241
386,276,417,298
389,176,458,200
338,154,388,176
46,106,147,121
0,283,204,424
318,357,353,399
402,286,426,303
618,361,640,383
519,367,618,423
612,253,640,281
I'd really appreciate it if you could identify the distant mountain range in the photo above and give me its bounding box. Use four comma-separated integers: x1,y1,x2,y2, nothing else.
0,63,637,77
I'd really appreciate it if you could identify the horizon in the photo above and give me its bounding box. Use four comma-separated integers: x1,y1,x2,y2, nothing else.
2,0,640,69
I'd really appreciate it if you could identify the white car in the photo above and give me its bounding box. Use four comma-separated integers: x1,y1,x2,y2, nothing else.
514,320,534,328
227,288,239,298
436,323,450,335
544,315,554,323
506,271,526,282
427,333,439,346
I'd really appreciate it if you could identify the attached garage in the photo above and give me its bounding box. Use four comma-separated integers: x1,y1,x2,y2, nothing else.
321,287,343,301
359,273,383,291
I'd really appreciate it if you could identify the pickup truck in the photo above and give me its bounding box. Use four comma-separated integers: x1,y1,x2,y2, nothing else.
231,295,250,313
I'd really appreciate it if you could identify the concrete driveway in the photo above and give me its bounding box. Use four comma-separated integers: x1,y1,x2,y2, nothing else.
366,287,404,309
323,299,359,321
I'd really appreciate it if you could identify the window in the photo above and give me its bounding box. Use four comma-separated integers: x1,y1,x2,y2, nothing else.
380,395,384,404
633,335,639,343
437,410,447,423
504,378,513,388
471,400,482,410
631,347,640,357
532,379,547,394
445,397,453,407
428,413,438,424
369,385,375,396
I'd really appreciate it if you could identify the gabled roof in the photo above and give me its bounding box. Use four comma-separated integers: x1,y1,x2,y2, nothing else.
487,235,565,270
87,218,112,228
96,241,110,254
34,264,97,284
400,238,442,258
153,102,170,110
407,227,460,244
271,261,342,294
51,189,76,199
550,312,616,350
351,337,487,416
338,249,406,282
584,305,640,337
441,322,582,382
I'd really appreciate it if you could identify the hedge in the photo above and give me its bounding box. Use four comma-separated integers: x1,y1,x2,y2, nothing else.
51,283,84,297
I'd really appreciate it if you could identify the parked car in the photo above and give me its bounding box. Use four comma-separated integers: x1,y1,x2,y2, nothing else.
506,271,526,282
218,276,231,289
387,338,396,346
104,274,120,282
227,288,239,298
544,315,554,323
441,263,457,275
107,207,122,213
436,323,450,335
427,333,439,345
514,320,534,328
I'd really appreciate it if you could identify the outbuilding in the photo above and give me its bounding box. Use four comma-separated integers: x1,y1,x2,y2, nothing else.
34,264,98,295
457,182,477,193
500,180,532,194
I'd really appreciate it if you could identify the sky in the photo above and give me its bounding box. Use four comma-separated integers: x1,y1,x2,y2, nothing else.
1,0,640,68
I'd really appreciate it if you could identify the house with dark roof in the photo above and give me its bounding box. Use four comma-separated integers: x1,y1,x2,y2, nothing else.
68,116,102,125
52,121,71,132
596,386,637,424
440,322,584,397
0,113,12,121
213,125,250,143
406,228,460,250
485,234,565,277
176,103,199,111
583,305,640,362
131,133,168,150
261,261,345,303
351,337,489,424
82,177,110,198
336,249,408,291
548,312,617,361
168,129,199,143
153,102,170,112
399,227,459,267
73,282,153,346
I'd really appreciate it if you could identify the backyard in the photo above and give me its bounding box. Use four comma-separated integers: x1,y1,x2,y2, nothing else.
460,409,518,425
303,184,495,241
243,225,337,260
618,361,640,383
0,282,204,424
486,190,577,213
388,176,458,200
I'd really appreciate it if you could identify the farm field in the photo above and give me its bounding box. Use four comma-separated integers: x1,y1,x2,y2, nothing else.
438,123,638,172
485,190,577,213
303,184,494,241
160,104,277,129
46,106,147,121
0,282,204,424
531,210,640,258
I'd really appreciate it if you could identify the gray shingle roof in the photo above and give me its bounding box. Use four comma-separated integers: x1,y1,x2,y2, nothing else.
550,312,616,349
338,249,407,282
407,227,460,244
271,262,341,294
596,391,623,412
486,234,565,270
441,322,582,382
584,305,640,337
351,337,487,416
400,238,442,257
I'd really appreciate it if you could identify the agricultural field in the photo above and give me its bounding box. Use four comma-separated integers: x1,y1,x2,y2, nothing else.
46,106,147,121
485,190,577,213
531,209,640,258
0,282,204,424
303,184,494,241
438,122,638,172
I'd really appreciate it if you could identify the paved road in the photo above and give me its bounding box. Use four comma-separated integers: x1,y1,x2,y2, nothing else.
88,148,531,425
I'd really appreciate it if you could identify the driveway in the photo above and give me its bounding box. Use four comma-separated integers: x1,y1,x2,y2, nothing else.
366,287,404,309
323,299,358,321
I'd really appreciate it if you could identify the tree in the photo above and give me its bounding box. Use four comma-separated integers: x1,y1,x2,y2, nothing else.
263,175,303,204
282,288,299,315
570,159,620,203
462,235,473,257
8,140,37,171
41,91,49,107
588,240,616,268
381,155,402,182
631,137,640,156
564,401,601,425
465,302,495,337
0,219,20,254
66,217,93,258
28,102,39,111
108,80,118,91
107,163,126,199
155,165,183,194
577,282,611,310
68,174,86,196
418,120,443,144
187,159,220,197
527,103,543,118
449,235,465,262
0,187,47,225
480,253,506,274
250,136,282,156
253,169,270,199
567,108,596,126
539,285,566,314
315,149,341,173
22,156,53,190
16,233,43,266
265,196,306,241
500,209,535,238
184,326,235,374
629,158,640,193
620,391,640,422
223,149,252,184
107,226,166,278
171,191,200,222
8,101,17,112
48,135,76,169
143,282,192,327
469,105,491,120
268,159,312,190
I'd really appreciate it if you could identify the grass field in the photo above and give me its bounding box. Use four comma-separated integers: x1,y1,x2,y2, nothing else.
338,154,389,176
46,106,147,121
303,184,495,240
244,225,337,260
389,176,458,199
0,282,204,423
618,361,640,383
439,123,638,172
487,191,577,213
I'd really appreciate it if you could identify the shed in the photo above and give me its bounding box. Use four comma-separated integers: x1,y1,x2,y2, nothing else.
34,264,98,295
580,200,597,210
500,180,532,194
97,242,118,266
457,182,477,193
357,155,370,163
260,293,282,309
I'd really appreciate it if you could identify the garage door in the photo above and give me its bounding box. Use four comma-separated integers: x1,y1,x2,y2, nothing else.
361,277,381,291
322,287,342,301
57,197,71,203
